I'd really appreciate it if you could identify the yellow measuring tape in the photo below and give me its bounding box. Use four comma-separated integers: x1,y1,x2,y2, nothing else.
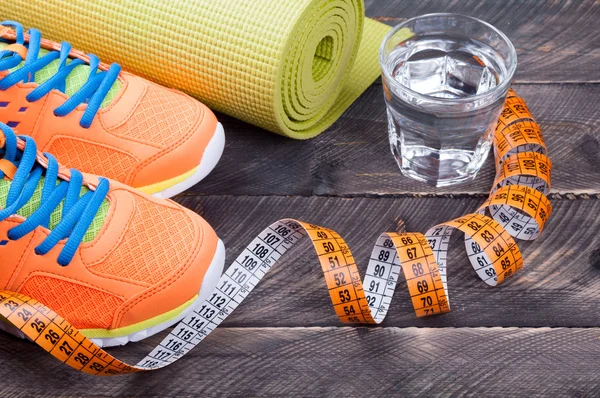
0,89,552,375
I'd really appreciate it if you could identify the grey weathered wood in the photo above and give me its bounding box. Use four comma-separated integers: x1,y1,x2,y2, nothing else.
172,194,600,328
188,83,600,197
1,1,598,395
367,0,600,83
1,327,598,397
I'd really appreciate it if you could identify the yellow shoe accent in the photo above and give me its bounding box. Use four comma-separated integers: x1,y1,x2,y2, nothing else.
80,295,197,340
137,166,197,195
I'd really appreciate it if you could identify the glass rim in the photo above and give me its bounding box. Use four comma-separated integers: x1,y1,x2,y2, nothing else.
379,13,518,105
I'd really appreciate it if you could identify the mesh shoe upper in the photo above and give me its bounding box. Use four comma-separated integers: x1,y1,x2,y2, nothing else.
2,183,219,330
0,126,219,331
0,24,219,190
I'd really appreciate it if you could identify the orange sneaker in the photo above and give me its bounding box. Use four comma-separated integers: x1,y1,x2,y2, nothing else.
0,21,225,199
0,123,225,347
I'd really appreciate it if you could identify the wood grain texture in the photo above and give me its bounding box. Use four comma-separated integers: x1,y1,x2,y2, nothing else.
188,84,600,197
367,0,600,83
1,1,598,395
1,327,598,397
173,194,600,328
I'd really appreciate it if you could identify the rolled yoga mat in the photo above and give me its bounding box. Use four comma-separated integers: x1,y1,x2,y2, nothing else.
0,0,392,139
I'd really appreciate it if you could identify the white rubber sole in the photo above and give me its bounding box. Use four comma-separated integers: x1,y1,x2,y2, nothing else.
151,122,225,199
0,239,226,348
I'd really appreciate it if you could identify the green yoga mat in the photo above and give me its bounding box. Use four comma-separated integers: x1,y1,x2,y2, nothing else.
0,0,391,139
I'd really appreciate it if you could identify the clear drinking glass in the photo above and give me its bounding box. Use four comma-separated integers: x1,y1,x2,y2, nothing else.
379,14,517,186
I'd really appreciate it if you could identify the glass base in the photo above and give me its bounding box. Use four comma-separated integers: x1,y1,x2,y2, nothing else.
399,164,480,187
391,142,491,187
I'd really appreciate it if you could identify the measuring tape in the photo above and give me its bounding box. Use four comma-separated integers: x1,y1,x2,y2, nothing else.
0,89,552,375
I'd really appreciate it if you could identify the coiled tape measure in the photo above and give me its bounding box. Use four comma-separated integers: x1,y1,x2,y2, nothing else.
0,89,552,375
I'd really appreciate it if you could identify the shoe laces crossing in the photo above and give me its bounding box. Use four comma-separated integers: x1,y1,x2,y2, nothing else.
0,122,109,265
0,21,121,128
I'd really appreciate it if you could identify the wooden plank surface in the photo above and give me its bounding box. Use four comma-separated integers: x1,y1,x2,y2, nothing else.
189,83,600,197
367,0,600,83
2,1,599,395
1,327,598,397
172,194,600,328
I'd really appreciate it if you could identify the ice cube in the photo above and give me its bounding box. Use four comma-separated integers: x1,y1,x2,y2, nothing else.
393,49,498,98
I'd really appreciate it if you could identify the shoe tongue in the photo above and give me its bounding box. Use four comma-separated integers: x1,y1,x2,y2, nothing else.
0,176,110,243
0,42,122,108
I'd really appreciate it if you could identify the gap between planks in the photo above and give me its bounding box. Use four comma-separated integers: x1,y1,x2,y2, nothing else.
177,192,600,200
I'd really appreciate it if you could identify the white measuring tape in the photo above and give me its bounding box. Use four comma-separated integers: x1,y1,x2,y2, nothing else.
0,89,551,375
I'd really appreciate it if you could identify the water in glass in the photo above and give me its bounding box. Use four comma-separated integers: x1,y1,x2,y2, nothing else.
384,33,509,186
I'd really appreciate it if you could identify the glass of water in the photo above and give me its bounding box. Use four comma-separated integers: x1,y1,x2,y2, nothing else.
379,14,517,187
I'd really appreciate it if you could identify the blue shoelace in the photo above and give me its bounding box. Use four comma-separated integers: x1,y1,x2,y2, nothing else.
0,123,109,265
0,21,121,128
